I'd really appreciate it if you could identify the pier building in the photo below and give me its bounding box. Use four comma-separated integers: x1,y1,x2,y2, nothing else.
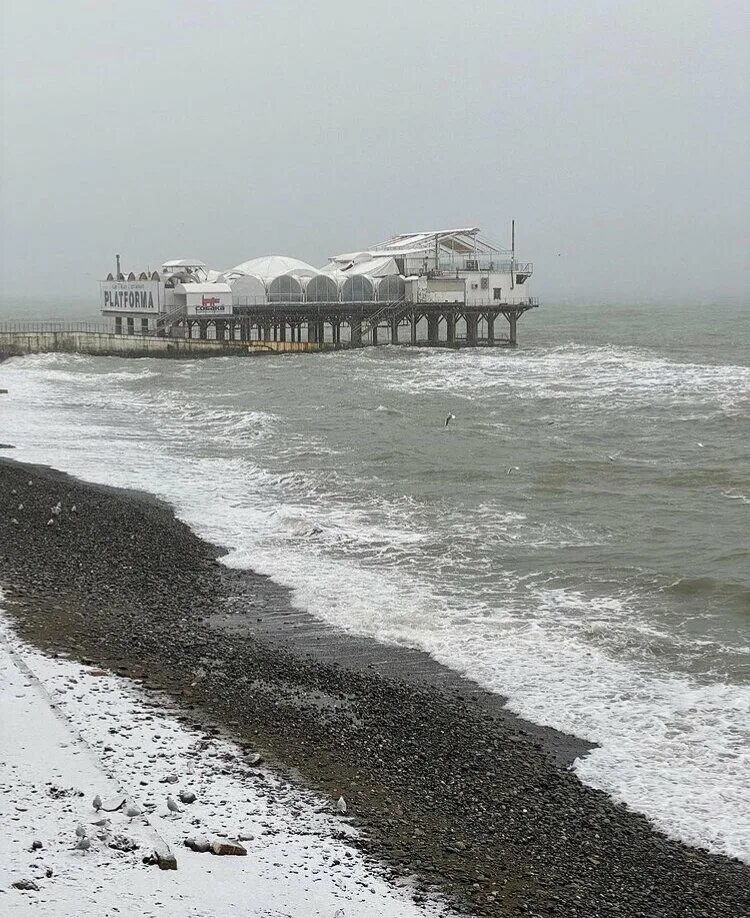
99,227,537,348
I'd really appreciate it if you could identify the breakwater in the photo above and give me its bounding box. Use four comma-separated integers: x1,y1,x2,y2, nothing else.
0,328,317,360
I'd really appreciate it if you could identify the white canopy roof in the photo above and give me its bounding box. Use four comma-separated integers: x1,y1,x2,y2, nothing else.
162,258,207,269
230,255,318,283
320,255,399,278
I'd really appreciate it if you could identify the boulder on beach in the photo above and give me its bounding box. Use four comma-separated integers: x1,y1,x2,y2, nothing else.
211,839,247,856
184,836,211,853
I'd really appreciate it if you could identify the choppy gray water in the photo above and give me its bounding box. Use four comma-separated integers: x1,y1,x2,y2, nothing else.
2,301,749,860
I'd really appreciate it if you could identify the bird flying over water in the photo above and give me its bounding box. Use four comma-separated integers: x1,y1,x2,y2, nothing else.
445,413,455,427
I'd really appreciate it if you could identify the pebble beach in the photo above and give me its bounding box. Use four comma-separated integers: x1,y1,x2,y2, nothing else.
1,457,748,917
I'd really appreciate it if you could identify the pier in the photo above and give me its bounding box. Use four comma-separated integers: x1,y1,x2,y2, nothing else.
1,296,537,360
175,296,538,348
1,227,540,359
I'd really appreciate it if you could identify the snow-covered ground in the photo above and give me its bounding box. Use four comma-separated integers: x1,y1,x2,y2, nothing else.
0,609,448,917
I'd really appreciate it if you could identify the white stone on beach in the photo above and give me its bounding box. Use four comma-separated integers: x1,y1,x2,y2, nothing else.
336,796,347,814
51,502,62,516
101,794,126,811
47,519,54,526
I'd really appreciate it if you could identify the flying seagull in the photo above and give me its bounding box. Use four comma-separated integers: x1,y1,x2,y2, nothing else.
444,413,456,428
506,466,520,475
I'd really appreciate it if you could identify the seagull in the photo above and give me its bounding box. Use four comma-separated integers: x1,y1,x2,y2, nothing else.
166,796,182,816
92,794,102,811
444,413,456,428
336,796,347,815
607,455,617,462
125,804,142,820
75,823,87,838
506,466,519,475
697,442,704,448
73,837,91,853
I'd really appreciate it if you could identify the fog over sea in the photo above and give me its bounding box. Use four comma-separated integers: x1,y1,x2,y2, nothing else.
1,300,748,862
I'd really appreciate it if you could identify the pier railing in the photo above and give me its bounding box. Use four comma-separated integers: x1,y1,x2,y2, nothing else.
0,321,117,334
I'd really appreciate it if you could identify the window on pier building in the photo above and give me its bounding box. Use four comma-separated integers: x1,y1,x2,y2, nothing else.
493,288,502,300
481,276,489,290
141,318,149,334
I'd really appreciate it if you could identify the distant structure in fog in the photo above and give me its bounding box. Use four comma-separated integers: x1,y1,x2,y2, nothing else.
100,226,538,348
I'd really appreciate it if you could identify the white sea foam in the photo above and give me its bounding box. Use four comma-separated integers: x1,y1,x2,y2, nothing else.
1,351,749,863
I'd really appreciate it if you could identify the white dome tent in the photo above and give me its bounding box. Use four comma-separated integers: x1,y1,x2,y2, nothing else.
229,273,266,306
305,274,340,302
341,274,376,302
378,275,406,301
230,255,318,284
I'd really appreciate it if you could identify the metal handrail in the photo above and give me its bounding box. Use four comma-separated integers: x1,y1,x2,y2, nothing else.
0,321,114,334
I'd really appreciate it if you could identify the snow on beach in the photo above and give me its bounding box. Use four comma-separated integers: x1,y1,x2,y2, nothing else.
0,611,447,918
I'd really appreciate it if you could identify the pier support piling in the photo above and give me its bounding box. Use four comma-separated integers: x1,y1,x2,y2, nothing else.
446,314,456,346
427,315,439,346
507,311,518,346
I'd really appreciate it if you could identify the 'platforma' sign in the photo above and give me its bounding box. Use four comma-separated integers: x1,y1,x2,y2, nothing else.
101,281,161,312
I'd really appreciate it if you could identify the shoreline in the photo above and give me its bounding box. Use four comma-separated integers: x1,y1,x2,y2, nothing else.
1,456,748,917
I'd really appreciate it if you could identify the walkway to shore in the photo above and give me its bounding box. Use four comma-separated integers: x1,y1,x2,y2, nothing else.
0,612,446,918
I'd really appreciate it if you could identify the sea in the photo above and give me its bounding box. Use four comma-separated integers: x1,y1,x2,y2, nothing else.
1,299,748,862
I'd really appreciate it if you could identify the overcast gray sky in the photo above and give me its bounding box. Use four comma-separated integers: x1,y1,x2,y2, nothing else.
1,0,748,303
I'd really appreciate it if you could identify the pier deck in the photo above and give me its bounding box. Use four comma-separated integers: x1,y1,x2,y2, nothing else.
0,300,538,360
